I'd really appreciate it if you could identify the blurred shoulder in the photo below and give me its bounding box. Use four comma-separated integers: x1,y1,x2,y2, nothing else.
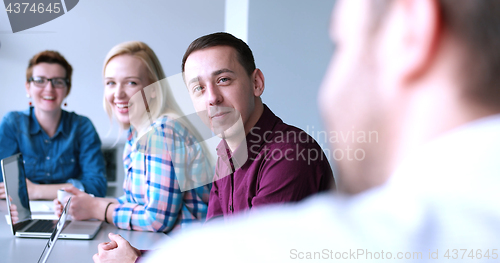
1,109,30,127
61,109,95,126
152,115,198,143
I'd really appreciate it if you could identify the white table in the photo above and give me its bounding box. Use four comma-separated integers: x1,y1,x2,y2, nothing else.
0,200,168,263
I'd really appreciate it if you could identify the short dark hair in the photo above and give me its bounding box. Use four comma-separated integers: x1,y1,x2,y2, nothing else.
182,32,256,76
26,50,73,94
371,0,500,108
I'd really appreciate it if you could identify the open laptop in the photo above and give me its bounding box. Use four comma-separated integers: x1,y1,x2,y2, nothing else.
1,153,102,239
38,196,71,263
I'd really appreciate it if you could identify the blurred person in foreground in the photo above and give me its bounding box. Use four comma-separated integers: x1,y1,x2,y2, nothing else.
95,0,500,262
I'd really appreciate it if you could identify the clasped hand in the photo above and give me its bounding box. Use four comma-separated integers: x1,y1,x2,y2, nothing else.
93,233,141,263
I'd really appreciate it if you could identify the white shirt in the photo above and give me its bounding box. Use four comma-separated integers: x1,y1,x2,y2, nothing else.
144,114,500,262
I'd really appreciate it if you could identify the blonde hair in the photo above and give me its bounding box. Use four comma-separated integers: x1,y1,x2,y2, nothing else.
103,41,215,166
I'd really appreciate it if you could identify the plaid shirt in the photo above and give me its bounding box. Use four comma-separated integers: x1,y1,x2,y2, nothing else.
113,116,212,232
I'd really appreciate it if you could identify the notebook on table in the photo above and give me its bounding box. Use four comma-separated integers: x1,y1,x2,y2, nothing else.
1,153,102,239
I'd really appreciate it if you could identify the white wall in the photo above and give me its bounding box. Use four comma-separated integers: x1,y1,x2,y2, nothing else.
0,0,225,145
0,0,336,162
248,0,335,159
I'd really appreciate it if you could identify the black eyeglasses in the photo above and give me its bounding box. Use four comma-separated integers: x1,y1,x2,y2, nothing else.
29,77,69,89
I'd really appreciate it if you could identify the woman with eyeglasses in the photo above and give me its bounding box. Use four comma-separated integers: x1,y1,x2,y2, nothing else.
0,50,107,200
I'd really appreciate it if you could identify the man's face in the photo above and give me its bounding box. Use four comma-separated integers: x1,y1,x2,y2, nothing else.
319,0,389,193
184,46,258,139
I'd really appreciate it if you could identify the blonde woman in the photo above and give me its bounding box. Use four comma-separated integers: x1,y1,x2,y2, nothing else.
54,41,213,233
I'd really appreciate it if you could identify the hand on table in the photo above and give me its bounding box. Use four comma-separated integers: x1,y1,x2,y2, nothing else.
2,179,41,199
93,233,141,263
2,179,40,199
53,186,95,220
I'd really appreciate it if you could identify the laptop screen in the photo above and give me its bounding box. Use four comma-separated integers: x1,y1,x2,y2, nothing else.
1,153,31,227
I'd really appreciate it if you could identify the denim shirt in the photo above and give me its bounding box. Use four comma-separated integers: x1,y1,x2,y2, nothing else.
0,107,107,197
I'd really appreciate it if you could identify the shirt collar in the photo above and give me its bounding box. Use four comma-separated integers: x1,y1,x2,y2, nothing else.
56,110,70,138
127,126,136,142
28,107,70,138
28,107,42,135
216,104,279,166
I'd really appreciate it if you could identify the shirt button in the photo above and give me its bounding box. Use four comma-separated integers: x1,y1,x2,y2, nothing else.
46,173,50,176
44,140,49,143
46,156,50,160
229,205,233,212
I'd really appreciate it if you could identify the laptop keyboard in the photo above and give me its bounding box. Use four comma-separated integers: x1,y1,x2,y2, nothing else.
25,220,57,233
14,220,32,232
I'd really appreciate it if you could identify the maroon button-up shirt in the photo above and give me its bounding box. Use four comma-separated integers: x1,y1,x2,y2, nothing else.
206,105,334,220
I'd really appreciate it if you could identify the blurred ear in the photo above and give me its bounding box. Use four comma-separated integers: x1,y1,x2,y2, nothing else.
147,79,157,99
252,68,265,97
64,87,69,99
25,82,30,96
381,0,441,85
150,87,157,99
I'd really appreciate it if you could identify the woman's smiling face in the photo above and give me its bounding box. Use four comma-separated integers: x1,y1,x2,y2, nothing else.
26,63,68,114
104,54,153,127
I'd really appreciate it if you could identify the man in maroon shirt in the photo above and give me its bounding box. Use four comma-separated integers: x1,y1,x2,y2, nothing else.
181,32,334,220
